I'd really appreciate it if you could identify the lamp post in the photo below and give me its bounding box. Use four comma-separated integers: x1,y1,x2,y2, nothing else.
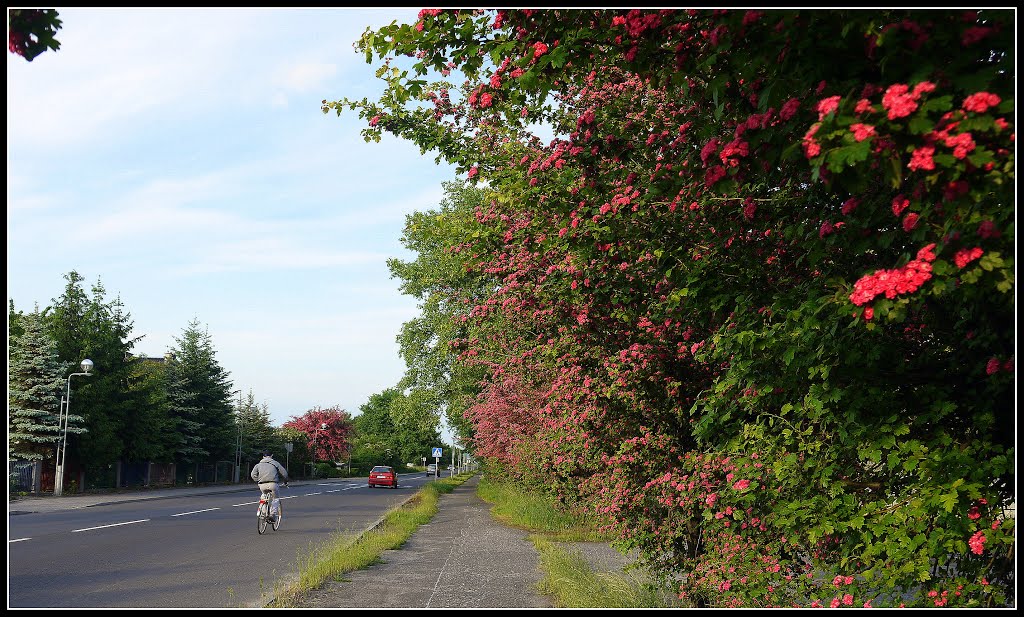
312,423,326,478
55,359,93,497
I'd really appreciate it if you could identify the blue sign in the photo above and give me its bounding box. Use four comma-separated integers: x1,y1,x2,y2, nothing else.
432,447,443,458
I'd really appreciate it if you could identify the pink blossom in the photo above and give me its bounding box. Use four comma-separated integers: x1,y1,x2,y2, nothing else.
533,41,549,59
732,479,750,490
817,95,842,119
850,123,876,141
892,196,910,216
780,98,800,121
944,132,976,159
912,81,936,96
882,84,919,120
953,247,983,268
908,145,935,171
854,98,875,114
902,212,919,232
986,358,1000,375
968,530,986,554
963,92,1001,113
369,115,380,126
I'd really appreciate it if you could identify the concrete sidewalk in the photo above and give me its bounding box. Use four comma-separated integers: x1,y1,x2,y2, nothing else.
291,473,561,608
9,479,266,514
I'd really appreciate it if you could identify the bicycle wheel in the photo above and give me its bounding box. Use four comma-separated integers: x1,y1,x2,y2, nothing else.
257,501,269,535
272,501,282,531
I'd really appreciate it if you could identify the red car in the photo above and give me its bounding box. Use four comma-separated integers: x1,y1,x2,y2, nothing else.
368,465,398,489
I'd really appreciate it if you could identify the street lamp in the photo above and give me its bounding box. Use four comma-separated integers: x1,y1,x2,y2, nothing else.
312,423,326,478
55,359,93,497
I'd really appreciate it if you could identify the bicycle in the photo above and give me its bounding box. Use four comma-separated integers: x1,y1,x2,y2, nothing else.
257,485,285,534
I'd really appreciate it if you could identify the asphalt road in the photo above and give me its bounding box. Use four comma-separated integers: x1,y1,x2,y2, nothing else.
8,473,431,608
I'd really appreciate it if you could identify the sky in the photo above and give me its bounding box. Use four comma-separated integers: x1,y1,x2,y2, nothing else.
7,8,461,438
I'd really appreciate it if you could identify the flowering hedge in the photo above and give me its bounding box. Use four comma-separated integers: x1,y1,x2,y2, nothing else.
326,9,1015,607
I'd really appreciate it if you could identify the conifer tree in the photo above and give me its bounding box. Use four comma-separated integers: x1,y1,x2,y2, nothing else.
8,307,77,462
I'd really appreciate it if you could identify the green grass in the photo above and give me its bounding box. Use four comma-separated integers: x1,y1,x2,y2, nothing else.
533,536,686,608
476,474,613,542
268,472,473,608
477,474,686,608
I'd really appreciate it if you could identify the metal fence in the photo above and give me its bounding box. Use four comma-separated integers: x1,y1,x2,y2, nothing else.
8,460,37,493
9,459,241,494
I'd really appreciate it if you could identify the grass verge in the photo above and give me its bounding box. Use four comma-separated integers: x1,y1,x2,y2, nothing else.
268,472,474,608
477,473,685,608
476,474,612,542
532,536,685,608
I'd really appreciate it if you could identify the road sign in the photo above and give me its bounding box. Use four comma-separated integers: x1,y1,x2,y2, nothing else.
432,447,443,458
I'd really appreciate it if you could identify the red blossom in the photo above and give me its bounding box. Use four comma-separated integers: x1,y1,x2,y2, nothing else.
908,145,935,171
953,247,983,268
963,91,1001,113
882,83,919,120
817,95,842,120
779,98,800,120
854,98,875,114
850,123,876,142
968,530,986,554
891,195,910,216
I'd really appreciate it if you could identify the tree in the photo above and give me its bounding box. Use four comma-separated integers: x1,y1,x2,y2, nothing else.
282,405,355,468
122,354,176,463
44,272,142,479
9,299,26,338
331,9,1015,607
389,181,494,446
165,318,236,465
8,307,75,462
8,9,62,62
352,388,443,470
236,389,277,465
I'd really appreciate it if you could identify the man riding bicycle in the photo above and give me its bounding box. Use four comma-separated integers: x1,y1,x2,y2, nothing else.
251,450,289,520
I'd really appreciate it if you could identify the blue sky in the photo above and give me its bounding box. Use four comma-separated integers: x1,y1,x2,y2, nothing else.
7,8,460,435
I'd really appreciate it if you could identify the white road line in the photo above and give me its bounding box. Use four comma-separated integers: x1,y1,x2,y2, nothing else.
71,519,149,532
9,537,31,543
173,508,220,517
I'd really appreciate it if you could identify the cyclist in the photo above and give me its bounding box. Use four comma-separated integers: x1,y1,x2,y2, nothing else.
251,449,288,521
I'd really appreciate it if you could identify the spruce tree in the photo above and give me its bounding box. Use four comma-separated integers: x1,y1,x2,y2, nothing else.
8,308,77,462
166,319,236,465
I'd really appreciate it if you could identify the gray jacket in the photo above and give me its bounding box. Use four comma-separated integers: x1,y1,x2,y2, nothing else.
251,456,288,484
